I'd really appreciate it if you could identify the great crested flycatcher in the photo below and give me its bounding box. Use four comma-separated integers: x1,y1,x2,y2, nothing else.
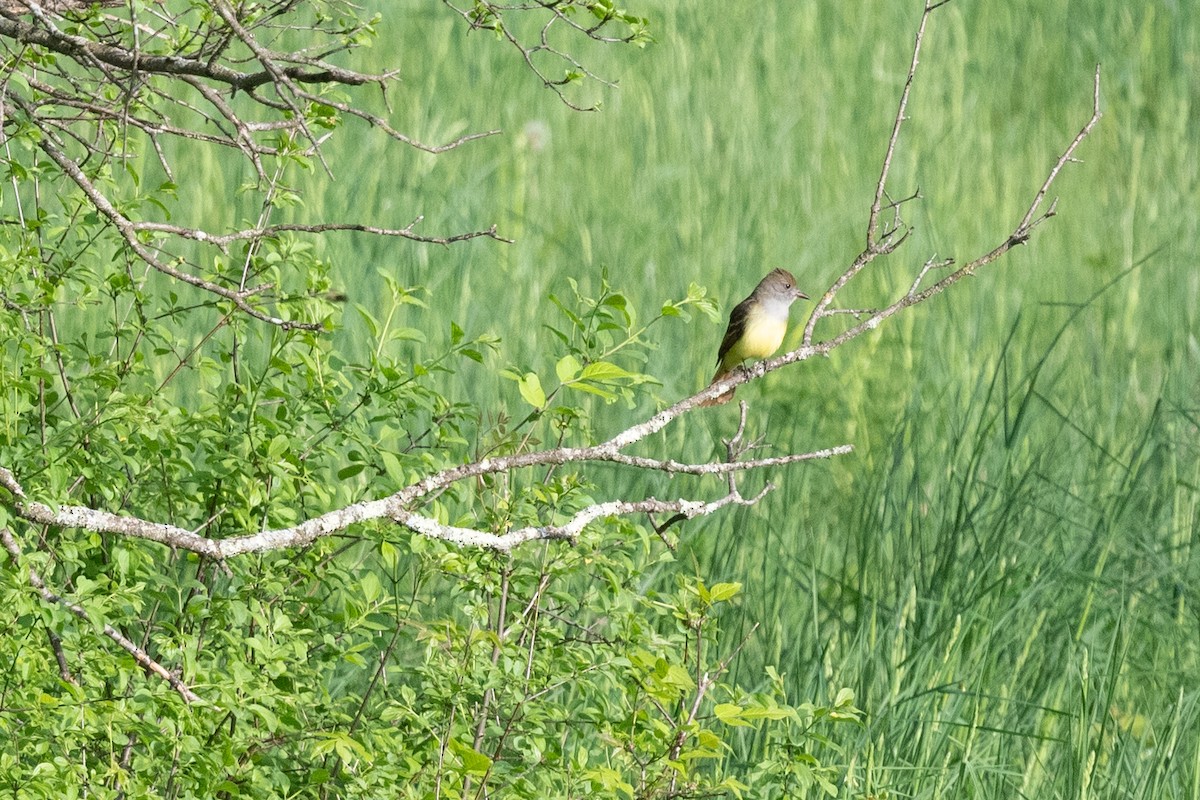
700,268,809,406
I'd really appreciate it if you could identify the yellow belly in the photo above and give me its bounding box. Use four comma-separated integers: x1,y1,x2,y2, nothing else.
720,305,787,371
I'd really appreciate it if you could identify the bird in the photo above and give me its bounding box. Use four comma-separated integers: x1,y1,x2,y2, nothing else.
700,268,808,406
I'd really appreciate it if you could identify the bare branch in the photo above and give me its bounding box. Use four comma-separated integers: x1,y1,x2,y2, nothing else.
0,10,379,92
1016,65,1103,234
288,85,504,154
806,66,1103,355
46,628,77,686
209,0,329,172
440,0,647,111
866,2,939,251
792,20,1099,367
668,622,759,764
132,218,513,250
720,61,1098,395
802,2,940,348
392,491,769,551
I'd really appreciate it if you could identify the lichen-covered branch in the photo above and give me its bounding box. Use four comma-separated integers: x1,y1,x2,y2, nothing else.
0,424,853,556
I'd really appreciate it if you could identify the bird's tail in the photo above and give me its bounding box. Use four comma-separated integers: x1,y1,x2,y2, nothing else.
698,368,735,407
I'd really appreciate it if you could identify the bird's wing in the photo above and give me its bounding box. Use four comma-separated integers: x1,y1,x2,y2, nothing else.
715,297,753,368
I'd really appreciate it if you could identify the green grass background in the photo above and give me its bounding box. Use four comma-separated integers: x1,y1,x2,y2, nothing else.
184,1,1198,795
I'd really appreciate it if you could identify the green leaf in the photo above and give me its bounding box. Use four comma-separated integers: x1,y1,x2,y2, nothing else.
267,433,289,460
335,734,371,764
549,293,584,331
707,582,742,603
355,304,380,338
739,703,796,721
556,354,582,383
566,381,617,401
714,703,752,726
448,739,493,774
580,361,636,381
544,324,571,346
337,463,366,480
583,767,635,798
677,745,724,760
312,732,370,763
379,540,399,571
361,572,382,604
380,451,406,485
601,292,628,310
660,662,695,692
830,687,862,720
518,372,546,409
392,327,426,342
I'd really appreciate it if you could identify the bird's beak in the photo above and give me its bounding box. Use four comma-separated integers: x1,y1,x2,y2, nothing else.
796,289,810,301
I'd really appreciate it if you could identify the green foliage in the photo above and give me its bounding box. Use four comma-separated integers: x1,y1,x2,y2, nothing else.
2,1,1198,799
1,496,859,797
0,14,859,786
501,270,715,413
